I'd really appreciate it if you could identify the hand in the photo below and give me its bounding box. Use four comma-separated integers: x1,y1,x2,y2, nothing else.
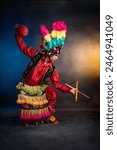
70,88,77,94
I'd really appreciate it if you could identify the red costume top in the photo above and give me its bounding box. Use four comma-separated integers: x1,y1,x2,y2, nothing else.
16,35,71,93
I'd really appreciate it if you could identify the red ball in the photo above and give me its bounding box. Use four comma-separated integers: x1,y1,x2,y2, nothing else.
16,24,29,37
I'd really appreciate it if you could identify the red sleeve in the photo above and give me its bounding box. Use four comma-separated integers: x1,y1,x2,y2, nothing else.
50,69,72,93
15,35,38,58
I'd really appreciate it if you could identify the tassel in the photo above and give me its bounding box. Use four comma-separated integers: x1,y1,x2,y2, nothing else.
52,21,67,31
40,25,50,36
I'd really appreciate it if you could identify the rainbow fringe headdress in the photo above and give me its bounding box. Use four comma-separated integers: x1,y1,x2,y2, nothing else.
40,21,67,55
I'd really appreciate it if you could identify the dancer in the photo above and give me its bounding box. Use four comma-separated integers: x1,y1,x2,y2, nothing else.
15,21,76,125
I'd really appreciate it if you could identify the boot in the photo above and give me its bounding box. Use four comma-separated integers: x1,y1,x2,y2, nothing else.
49,115,59,125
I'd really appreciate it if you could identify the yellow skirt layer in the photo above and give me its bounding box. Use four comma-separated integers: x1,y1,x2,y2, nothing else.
16,94,48,107
21,107,49,115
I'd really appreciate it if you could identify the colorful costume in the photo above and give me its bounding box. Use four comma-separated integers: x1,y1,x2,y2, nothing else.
15,21,72,125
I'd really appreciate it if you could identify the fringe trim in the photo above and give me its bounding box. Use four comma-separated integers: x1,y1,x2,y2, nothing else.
20,107,51,120
16,94,48,107
51,30,66,39
16,82,48,95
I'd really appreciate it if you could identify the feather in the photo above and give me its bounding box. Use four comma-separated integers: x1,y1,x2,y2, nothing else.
40,25,50,37
52,21,67,31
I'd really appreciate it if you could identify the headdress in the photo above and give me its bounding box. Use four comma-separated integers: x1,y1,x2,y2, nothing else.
40,21,67,55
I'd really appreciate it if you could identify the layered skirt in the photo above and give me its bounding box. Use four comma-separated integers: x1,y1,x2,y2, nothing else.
16,82,53,124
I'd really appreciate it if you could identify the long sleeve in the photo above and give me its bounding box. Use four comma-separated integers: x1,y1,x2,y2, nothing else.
15,35,38,58
50,69,72,93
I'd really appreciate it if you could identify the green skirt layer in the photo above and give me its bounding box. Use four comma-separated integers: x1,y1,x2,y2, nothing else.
16,82,48,95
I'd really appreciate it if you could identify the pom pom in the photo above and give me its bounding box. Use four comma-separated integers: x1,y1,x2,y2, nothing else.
52,21,67,31
39,44,45,52
59,21,67,30
40,25,50,37
15,24,29,37
39,44,45,50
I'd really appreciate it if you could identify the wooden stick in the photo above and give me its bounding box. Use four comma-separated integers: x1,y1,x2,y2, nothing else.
65,83,78,101
65,83,91,100
75,81,78,101
65,83,74,89
78,90,91,99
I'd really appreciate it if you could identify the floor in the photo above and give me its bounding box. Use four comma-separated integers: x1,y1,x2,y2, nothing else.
0,108,100,150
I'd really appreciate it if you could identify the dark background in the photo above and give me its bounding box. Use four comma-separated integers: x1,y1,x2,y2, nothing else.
0,0,100,110
0,1,100,150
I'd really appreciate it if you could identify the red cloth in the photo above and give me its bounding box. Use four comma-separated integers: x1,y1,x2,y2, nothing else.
22,56,53,86
16,35,38,58
46,85,57,109
16,35,72,109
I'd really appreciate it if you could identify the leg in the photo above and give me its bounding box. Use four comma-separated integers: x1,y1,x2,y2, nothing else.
46,86,59,124
46,85,57,112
